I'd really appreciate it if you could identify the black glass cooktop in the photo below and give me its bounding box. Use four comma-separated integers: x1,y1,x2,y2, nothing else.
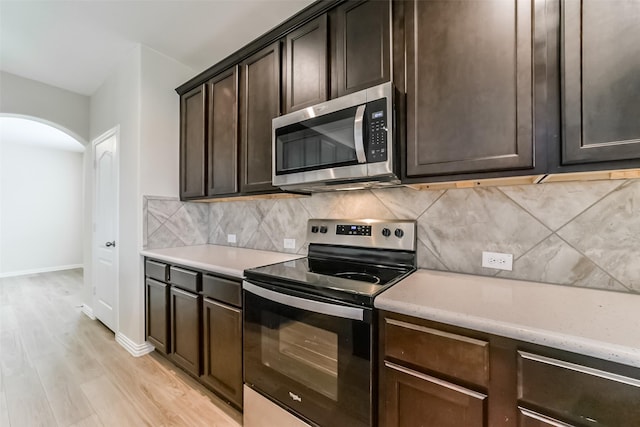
244,256,414,306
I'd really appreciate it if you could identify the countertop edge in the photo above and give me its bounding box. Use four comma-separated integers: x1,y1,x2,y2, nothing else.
375,297,640,369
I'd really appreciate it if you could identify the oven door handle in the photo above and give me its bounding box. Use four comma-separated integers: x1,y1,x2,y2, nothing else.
243,281,364,321
353,104,367,164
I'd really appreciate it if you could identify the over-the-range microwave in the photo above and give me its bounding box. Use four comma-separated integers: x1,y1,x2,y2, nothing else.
272,82,399,192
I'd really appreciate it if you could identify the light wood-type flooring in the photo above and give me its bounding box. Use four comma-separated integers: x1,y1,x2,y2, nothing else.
0,269,243,427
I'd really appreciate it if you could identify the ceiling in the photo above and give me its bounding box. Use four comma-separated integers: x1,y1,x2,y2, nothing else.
0,0,315,96
0,117,85,152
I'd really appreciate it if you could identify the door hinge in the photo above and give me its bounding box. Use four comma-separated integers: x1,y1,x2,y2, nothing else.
93,286,96,295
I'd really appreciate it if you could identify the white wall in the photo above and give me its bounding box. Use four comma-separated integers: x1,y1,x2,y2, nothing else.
0,71,90,143
0,142,83,275
87,45,141,338
140,47,192,198
87,44,192,345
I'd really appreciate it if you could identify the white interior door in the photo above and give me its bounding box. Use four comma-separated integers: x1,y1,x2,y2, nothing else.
93,130,118,331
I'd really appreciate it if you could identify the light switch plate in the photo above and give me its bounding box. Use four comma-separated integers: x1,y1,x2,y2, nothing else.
227,234,237,243
284,238,296,249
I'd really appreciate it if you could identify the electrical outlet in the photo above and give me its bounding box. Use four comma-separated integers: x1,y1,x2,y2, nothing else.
482,251,513,271
284,238,296,249
227,234,237,243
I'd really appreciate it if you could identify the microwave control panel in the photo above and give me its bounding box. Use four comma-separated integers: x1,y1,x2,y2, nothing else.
367,98,388,162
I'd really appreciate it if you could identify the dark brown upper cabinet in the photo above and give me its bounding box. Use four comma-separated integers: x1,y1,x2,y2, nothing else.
333,0,391,97
239,42,281,194
179,84,207,199
405,0,540,178
284,15,328,113
561,0,640,165
179,68,238,201
207,67,238,196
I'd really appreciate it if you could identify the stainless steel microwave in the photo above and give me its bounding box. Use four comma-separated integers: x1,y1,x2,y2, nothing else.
272,82,399,192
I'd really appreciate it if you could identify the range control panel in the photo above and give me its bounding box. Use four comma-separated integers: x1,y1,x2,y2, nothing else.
308,219,416,251
336,224,372,236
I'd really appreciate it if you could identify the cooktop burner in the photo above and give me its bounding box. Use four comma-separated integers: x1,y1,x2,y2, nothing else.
334,272,381,284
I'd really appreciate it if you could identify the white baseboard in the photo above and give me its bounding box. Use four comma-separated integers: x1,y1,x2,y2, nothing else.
116,332,155,357
81,304,96,320
0,264,83,278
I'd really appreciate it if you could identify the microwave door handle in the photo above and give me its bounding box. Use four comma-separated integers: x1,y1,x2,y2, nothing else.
354,104,367,163
243,281,364,321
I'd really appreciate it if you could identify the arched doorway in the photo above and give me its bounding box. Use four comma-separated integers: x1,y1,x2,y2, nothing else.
0,115,85,277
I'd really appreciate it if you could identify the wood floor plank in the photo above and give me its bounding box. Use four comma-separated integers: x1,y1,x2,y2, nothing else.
0,305,18,333
80,375,151,427
1,390,10,427
19,319,65,362
0,329,32,377
3,367,58,427
68,414,103,427
34,354,95,426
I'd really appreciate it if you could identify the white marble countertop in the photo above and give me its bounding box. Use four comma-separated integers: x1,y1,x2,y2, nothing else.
375,269,640,368
140,245,301,279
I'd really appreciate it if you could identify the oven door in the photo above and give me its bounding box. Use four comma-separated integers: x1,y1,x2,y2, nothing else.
243,281,373,427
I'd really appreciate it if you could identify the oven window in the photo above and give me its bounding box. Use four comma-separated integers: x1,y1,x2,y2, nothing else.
262,314,339,400
275,106,359,175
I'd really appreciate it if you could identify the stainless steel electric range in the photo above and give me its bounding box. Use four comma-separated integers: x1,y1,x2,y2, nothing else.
243,219,417,427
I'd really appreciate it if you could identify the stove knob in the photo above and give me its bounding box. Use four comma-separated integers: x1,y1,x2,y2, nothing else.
319,226,328,234
311,226,319,233
381,228,391,237
395,228,404,238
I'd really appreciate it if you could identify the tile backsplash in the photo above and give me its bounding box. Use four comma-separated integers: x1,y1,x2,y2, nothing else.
143,179,640,294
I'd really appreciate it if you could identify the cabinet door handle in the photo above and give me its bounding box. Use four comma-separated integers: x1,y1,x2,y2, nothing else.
105,241,116,247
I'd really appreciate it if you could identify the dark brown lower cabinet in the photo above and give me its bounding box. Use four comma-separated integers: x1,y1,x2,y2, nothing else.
170,286,202,377
145,258,244,410
201,297,243,409
380,311,640,427
383,361,487,427
145,278,170,354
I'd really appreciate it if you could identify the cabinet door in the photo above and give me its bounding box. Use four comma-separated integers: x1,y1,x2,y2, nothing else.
561,0,640,164
239,42,281,193
207,67,238,196
201,298,243,408
405,0,536,177
284,15,328,113
145,278,169,354
170,287,201,376
382,361,487,427
180,84,207,199
334,0,390,96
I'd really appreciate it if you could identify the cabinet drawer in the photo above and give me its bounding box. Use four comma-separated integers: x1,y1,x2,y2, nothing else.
518,351,640,427
145,259,168,282
170,266,201,293
384,318,489,387
202,274,241,307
